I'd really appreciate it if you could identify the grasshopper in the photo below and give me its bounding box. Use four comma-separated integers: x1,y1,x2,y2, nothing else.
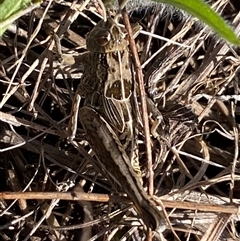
69,17,166,231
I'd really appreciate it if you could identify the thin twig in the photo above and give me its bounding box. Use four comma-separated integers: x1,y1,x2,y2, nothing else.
1,191,240,215
120,3,154,197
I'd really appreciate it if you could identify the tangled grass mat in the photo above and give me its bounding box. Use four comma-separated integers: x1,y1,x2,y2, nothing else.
0,0,240,240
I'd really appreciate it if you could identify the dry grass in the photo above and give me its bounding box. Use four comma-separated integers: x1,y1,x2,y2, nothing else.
0,0,240,240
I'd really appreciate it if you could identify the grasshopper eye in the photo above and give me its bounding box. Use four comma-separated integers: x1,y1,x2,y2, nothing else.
94,30,111,46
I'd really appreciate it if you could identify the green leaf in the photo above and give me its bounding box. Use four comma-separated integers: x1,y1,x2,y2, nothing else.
0,0,41,36
152,0,240,45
